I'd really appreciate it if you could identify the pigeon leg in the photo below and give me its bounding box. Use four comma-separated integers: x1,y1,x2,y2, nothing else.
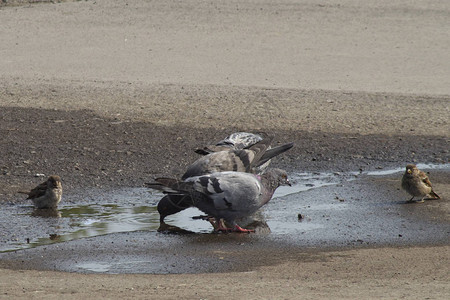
214,219,255,233
192,215,220,230
215,222,254,233
232,224,255,233
208,217,220,231
215,219,233,232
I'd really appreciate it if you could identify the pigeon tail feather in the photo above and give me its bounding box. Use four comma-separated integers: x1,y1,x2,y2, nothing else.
256,142,294,167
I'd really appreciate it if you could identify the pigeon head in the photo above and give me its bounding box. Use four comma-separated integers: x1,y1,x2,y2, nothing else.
157,194,192,222
265,168,291,188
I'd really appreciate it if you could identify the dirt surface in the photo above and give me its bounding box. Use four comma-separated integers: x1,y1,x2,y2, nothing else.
1,246,449,299
1,82,448,196
0,0,449,299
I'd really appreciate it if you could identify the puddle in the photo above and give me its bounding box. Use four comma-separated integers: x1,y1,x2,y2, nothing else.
1,165,448,261
0,203,161,252
60,204,160,234
77,262,112,273
366,163,449,176
273,171,345,198
1,171,347,252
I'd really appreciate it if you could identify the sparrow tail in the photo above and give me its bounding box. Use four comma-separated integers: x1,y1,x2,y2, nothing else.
429,190,440,199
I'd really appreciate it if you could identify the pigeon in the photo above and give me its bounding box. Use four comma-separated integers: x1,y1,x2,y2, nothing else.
147,168,291,232
217,132,264,148
194,132,293,175
155,137,293,223
19,175,63,209
401,164,440,202
157,194,193,223
182,137,294,180
194,132,264,155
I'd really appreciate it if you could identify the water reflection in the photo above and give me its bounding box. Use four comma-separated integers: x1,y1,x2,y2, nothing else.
58,205,161,235
1,170,341,252
366,163,449,176
5,166,444,253
0,203,163,252
31,208,61,218
158,210,272,234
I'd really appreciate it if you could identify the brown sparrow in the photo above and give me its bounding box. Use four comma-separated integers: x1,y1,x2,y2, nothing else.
19,175,63,209
401,164,440,202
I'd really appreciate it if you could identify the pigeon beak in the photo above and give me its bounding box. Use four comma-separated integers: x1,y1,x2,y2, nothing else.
286,179,292,187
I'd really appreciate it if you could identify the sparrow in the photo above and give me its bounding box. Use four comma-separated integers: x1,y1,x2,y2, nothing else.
19,175,63,209
401,164,440,202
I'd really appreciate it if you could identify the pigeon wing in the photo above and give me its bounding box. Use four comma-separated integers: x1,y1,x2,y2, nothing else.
194,145,234,155
192,173,262,211
182,149,256,179
217,132,264,149
145,178,194,194
245,137,273,169
182,153,230,180
194,132,265,155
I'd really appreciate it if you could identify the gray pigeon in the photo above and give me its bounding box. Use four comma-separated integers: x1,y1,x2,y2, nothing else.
156,194,192,222
182,137,294,180
146,168,291,233
195,132,264,155
217,132,264,148
155,135,293,223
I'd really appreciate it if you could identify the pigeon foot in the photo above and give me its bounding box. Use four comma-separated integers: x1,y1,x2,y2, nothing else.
232,225,255,233
214,220,254,233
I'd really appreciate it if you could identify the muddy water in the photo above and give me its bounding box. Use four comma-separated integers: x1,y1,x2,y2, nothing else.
0,171,348,252
0,164,448,274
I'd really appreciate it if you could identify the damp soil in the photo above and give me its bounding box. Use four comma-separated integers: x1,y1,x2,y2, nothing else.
0,81,449,277
0,0,449,298
1,154,449,275
1,105,448,196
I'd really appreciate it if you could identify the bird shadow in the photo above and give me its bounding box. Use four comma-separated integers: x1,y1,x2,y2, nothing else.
157,222,198,235
157,213,272,235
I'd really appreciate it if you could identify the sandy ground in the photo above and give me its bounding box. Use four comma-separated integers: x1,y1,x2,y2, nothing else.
1,246,449,299
0,0,449,299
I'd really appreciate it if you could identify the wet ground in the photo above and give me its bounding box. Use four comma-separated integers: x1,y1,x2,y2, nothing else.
1,164,448,274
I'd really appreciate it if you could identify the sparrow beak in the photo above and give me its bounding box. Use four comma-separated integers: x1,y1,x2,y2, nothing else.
407,169,412,174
